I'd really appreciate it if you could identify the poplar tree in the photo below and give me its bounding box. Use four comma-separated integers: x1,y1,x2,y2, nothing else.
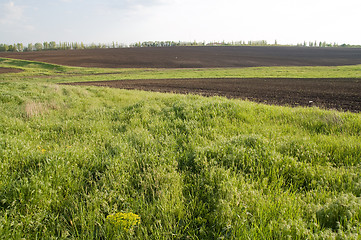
16,43,24,52
27,43,34,51
43,42,49,50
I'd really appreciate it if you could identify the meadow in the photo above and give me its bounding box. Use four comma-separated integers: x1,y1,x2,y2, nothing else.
0,57,361,239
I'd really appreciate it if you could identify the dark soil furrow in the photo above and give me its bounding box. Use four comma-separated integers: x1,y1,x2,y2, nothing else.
2,46,361,68
62,78,361,112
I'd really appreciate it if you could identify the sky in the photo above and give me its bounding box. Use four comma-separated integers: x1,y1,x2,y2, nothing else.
1,0,361,45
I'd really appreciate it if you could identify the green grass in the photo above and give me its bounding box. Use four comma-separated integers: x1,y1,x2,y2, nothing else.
1,57,361,84
0,58,361,239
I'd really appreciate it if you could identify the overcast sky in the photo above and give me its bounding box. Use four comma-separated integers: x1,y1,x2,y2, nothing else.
1,0,361,45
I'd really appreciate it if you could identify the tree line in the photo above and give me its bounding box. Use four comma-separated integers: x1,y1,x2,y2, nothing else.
0,40,360,52
295,41,354,48
0,41,128,52
129,40,271,47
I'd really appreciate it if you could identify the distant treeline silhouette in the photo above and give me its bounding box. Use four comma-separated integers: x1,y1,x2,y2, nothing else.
0,40,360,52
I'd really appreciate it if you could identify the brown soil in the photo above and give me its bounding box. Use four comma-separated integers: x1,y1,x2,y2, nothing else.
0,67,23,74
62,78,361,112
1,46,361,68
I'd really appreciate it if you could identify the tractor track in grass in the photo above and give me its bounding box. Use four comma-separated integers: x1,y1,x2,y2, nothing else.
0,67,23,74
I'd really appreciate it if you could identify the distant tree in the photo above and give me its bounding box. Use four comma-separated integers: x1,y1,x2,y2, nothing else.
8,44,14,51
89,43,97,49
49,41,56,50
43,42,49,50
16,43,24,52
27,43,34,51
0,44,9,52
13,44,19,52
63,42,70,50
35,43,43,51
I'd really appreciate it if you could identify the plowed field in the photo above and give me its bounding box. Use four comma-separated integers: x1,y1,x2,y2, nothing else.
63,78,361,112
1,46,361,68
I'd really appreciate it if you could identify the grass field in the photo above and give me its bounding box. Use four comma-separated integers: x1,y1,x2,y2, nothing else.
2,57,361,83
1,58,361,239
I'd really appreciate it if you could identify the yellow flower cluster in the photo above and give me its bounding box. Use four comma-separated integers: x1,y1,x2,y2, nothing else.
37,146,46,153
106,212,140,232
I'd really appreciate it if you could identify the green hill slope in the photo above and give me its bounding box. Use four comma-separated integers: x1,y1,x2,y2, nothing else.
0,58,361,239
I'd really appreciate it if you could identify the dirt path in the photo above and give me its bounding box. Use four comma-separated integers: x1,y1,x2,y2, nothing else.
2,46,361,68
62,78,361,112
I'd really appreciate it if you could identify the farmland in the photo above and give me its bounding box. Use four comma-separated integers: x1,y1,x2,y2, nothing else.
64,77,361,112
1,46,361,239
2,46,361,68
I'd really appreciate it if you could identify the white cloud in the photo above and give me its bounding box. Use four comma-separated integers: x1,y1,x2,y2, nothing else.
113,0,169,7
0,1,35,39
0,1,25,25
96,0,178,12
1,0,360,45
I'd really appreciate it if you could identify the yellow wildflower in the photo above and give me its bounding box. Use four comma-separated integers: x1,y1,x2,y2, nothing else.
106,212,140,232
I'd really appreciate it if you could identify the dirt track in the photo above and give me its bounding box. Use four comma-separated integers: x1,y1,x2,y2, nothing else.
2,46,361,68
0,67,23,74
63,78,361,112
